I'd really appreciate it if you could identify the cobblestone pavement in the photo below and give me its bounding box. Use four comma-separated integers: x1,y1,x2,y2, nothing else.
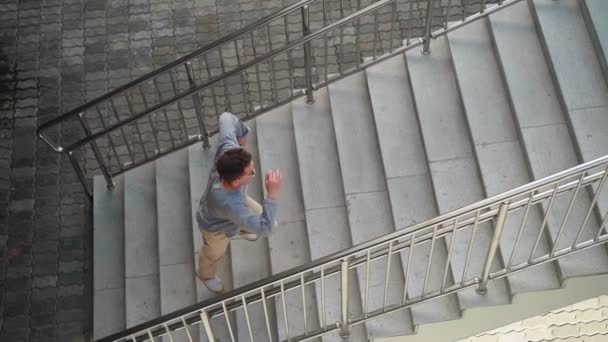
0,0,481,341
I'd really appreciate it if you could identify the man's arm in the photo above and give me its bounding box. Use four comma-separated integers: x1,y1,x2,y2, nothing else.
216,112,250,159
224,198,277,237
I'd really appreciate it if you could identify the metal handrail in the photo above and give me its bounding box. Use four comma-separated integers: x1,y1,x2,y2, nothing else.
97,155,608,342
37,0,517,197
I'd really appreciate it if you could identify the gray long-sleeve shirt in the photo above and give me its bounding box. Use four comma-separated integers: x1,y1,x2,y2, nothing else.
196,112,277,237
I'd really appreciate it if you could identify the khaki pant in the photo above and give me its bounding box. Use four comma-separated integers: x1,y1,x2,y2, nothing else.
198,196,262,279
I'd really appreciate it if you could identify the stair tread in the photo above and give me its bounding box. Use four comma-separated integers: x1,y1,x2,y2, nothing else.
406,36,510,310
582,0,608,80
366,55,461,325
93,176,125,339
123,163,161,327
532,0,608,111
448,18,561,293
489,0,608,279
292,89,368,341
257,104,318,341
534,0,608,218
156,148,198,342
329,72,415,338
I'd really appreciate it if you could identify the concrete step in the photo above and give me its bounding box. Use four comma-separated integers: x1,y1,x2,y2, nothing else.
581,0,608,92
365,54,461,326
447,18,561,294
156,148,199,342
328,71,414,339
93,176,125,340
188,141,234,342
531,0,608,222
229,120,278,342
406,35,510,310
256,104,320,341
292,87,367,342
489,0,608,280
123,163,161,328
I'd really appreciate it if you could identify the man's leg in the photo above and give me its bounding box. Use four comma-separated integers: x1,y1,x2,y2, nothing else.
198,229,230,293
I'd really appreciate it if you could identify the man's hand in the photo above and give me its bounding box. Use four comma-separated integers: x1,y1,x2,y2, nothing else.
265,170,282,200
237,136,247,147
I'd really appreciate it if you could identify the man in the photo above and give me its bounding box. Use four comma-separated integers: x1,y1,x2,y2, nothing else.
196,112,281,293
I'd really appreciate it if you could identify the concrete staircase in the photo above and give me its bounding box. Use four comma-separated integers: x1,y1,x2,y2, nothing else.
92,1,608,341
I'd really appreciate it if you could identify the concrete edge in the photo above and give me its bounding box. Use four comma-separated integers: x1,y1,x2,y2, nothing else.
372,273,608,342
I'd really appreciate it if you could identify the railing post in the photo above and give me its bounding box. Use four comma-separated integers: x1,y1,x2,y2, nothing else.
421,0,435,55
477,202,509,295
77,113,114,190
301,5,315,104
338,258,350,338
67,150,92,199
185,61,211,149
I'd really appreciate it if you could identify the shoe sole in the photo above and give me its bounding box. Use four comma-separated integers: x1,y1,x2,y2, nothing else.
195,271,224,294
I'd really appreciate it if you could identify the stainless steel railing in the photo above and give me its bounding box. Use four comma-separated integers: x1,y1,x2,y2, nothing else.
36,0,513,197
97,156,608,342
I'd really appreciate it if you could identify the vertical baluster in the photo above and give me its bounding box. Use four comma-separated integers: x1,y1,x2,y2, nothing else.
217,46,233,112
402,233,415,304
221,302,236,342
441,219,459,292
322,0,329,83
260,288,274,342
94,106,123,174
200,310,216,342
168,71,191,143
363,249,371,318
338,258,350,338
389,0,396,53
78,112,114,189
284,15,295,98
250,31,264,109
279,280,290,340
202,53,221,115
594,210,608,241
320,265,327,330
338,0,345,75
109,98,136,165
461,0,467,21
422,225,438,297
267,24,279,103
241,296,255,342
234,39,251,116
355,17,361,69
382,241,393,310
300,273,309,334
508,194,534,270
147,329,155,341
529,183,560,262
461,210,480,286
124,94,149,160
407,0,415,45
137,85,162,153
443,0,453,29
163,323,175,342
184,62,210,148
574,166,608,245
552,174,586,255
179,317,194,342
302,5,314,104
152,77,177,149
372,7,378,61
481,0,487,13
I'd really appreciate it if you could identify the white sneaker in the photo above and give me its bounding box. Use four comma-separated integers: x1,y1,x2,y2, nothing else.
201,276,224,294
238,231,259,241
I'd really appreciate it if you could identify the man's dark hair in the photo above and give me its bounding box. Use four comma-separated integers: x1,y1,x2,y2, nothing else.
216,148,252,183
